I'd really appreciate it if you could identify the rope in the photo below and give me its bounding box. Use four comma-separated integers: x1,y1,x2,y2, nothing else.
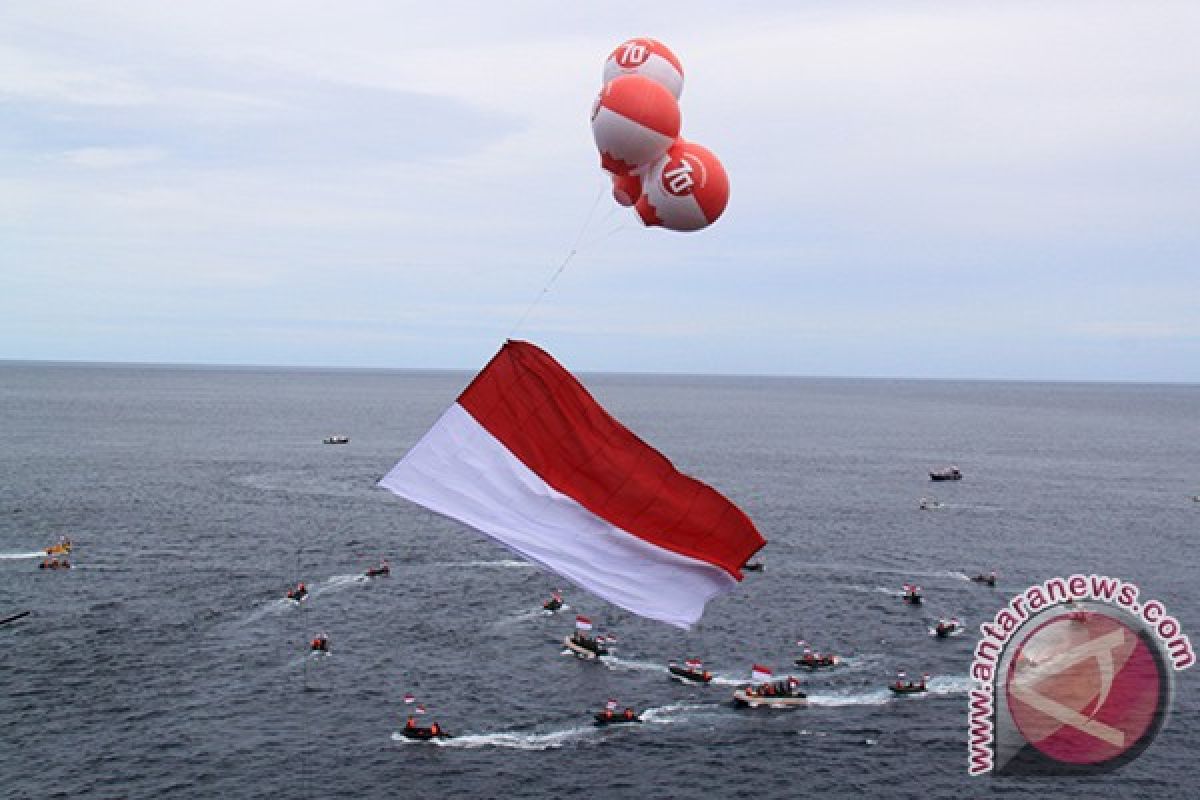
507,185,607,339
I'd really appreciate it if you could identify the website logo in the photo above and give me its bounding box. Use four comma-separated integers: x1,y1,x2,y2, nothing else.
968,575,1193,776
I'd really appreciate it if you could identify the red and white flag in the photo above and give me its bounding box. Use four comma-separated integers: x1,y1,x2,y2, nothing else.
379,340,766,629
403,693,415,704
751,664,773,683
415,704,426,715
606,698,619,711
685,658,702,670
575,615,593,632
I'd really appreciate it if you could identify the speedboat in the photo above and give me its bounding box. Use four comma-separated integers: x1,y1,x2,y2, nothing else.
918,497,943,510
902,584,923,605
563,634,609,660
543,595,564,612
365,564,390,578
743,561,765,572
286,585,308,602
323,435,349,445
310,635,330,653
970,572,996,587
668,660,713,684
594,709,642,726
929,466,962,481
38,558,71,570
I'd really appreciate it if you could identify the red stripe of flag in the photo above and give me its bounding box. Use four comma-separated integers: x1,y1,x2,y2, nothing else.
458,341,765,579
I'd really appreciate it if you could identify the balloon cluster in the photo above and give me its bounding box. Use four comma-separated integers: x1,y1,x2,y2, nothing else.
590,38,729,232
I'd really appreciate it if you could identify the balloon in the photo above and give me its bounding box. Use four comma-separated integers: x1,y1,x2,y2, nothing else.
635,139,729,232
611,173,641,207
602,37,684,100
591,75,681,176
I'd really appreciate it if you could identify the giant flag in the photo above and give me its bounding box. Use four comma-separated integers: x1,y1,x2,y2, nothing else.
378,340,765,628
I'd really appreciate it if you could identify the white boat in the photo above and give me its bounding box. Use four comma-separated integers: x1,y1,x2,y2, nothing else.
323,435,350,445
732,685,807,708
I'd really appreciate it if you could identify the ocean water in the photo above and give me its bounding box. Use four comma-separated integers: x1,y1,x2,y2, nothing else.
1,362,1197,799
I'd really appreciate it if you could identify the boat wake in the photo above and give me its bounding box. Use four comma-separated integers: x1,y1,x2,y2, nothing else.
429,560,536,570
403,725,598,751
602,656,666,675
0,551,45,560
398,701,724,750
806,688,893,708
315,573,369,594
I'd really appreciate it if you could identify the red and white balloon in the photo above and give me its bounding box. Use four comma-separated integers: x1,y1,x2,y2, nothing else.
589,38,728,232
602,37,685,100
591,74,680,176
635,139,729,233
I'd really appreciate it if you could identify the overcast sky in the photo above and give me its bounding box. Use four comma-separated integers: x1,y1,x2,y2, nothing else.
2,2,1198,381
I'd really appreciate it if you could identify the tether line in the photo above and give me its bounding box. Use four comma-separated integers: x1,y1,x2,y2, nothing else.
507,184,607,339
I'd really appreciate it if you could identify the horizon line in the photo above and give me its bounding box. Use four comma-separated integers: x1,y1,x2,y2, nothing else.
1,356,1196,388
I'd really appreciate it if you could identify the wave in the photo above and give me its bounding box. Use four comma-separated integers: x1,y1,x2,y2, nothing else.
0,551,45,560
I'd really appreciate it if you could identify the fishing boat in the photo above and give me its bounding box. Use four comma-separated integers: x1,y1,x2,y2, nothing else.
929,466,962,481
44,539,72,556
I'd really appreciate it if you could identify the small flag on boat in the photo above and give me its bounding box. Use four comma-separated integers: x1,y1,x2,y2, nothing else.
403,693,415,704
686,658,702,670
606,698,618,711
378,340,766,630
897,670,907,679
415,704,426,715
575,615,593,631
751,664,772,683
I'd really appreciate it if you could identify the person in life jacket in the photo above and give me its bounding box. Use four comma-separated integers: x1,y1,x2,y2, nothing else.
623,708,635,720
429,722,441,736
405,716,416,729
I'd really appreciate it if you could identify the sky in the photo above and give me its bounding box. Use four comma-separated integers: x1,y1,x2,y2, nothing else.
2,1,1198,381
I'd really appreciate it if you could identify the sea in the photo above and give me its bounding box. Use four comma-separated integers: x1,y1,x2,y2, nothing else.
1,362,1197,799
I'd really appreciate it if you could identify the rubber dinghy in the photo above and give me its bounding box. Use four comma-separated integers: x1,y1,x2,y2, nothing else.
399,725,450,741
668,661,713,684
594,710,641,726
795,653,839,669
